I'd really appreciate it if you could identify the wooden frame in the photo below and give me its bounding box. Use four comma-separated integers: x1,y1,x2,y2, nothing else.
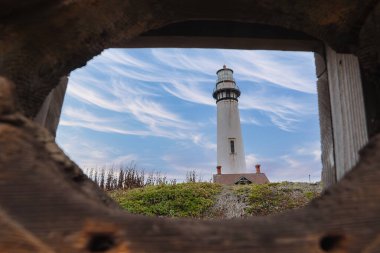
1,1,380,252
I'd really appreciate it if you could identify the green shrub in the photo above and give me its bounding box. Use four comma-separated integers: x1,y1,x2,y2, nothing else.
304,191,318,200
109,182,222,218
246,184,289,215
233,182,321,216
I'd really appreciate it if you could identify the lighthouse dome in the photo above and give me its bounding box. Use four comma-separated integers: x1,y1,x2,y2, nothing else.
213,65,241,102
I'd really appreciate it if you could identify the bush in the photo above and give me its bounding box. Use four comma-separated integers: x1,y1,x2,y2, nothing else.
233,182,321,216
109,182,222,218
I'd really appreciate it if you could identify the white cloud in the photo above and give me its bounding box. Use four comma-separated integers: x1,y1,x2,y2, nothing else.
65,76,193,139
112,154,139,166
59,119,151,136
190,133,216,150
100,49,154,69
245,153,259,167
240,115,262,126
63,106,115,123
151,49,221,75
162,81,215,106
295,142,322,162
250,156,320,183
220,50,316,94
67,48,317,132
249,141,322,182
57,133,117,168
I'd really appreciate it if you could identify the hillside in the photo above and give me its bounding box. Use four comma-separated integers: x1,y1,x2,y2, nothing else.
108,182,322,218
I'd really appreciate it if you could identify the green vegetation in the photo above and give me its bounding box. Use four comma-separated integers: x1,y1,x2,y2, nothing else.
108,182,222,218
95,165,321,218
108,181,321,218
233,182,321,216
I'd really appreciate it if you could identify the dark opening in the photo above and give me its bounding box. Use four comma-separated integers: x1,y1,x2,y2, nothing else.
319,234,345,252
87,233,116,252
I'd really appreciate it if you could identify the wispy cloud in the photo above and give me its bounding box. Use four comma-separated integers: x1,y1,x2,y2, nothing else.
57,132,127,168
247,142,322,182
245,153,260,167
221,50,316,94
240,115,262,126
64,77,192,139
295,142,322,162
162,80,215,106
190,133,216,150
112,154,139,166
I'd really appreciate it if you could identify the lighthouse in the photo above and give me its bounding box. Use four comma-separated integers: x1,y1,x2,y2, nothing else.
213,65,247,174
212,66,270,185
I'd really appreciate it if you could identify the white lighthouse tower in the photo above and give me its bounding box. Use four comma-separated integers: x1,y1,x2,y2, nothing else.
213,65,247,174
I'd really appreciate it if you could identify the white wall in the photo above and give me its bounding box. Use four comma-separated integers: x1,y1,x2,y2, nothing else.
217,100,247,174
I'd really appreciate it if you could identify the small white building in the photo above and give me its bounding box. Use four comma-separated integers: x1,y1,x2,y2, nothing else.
213,65,247,174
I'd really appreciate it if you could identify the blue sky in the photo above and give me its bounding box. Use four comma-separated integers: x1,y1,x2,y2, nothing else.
56,48,321,182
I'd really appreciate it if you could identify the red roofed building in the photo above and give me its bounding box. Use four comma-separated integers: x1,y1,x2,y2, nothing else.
213,164,270,185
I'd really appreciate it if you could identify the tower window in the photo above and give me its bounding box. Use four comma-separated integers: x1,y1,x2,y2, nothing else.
230,140,235,154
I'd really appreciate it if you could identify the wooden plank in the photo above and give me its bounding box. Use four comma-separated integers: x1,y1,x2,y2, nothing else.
34,76,68,137
0,209,55,253
315,52,336,188
326,47,369,180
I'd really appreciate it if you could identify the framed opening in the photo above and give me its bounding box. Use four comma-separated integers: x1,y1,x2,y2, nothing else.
55,47,322,218
56,48,321,182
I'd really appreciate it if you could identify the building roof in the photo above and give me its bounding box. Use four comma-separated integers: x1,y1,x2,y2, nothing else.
213,173,270,185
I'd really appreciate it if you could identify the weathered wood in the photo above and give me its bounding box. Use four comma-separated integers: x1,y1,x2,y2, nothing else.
0,1,380,252
315,52,336,188
357,2,380,138
34,76,68,137
0,209,54,253
326,47,369,180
